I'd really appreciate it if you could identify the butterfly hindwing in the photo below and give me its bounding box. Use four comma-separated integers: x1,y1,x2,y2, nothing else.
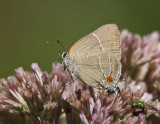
72,52,121,89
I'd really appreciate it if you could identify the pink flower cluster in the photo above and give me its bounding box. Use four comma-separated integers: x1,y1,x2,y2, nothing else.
0,30,160,124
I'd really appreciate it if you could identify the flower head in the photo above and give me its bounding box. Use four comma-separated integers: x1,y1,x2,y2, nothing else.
121,30,160,98
0,63,72,123
0,30,160,124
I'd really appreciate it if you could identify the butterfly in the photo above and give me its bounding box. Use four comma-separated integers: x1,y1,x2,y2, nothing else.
61,24,122,93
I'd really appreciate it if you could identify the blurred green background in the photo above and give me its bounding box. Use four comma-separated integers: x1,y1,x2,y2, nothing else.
0,0,160,78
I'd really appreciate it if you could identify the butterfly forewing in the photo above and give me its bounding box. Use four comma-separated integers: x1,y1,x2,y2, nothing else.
69,24,120,56
68,24,121,90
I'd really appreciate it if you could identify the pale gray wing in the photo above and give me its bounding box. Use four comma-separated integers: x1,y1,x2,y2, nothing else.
68,24,121,89
73,52,121,89
69,24,120,56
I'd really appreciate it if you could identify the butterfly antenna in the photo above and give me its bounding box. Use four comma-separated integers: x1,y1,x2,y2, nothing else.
46,41,59,49
59,51,62,54
46,41,62,54
56,39,66,52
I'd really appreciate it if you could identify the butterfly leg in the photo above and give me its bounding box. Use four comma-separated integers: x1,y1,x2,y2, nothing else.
71,73,76,83
64,73,76,89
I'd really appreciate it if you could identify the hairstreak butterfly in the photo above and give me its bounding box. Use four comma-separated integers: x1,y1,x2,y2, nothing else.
61,24,121,93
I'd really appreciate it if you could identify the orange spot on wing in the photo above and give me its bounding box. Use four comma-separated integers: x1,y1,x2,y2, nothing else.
107,76,113,83
69,41,78,56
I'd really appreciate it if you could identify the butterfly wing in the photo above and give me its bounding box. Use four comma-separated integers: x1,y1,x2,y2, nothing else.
68,24,121,90
73,52,121,89
69,24,120,56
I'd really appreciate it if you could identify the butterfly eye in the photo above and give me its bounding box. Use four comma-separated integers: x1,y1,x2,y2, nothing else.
107,76,113,83
62,52,68,58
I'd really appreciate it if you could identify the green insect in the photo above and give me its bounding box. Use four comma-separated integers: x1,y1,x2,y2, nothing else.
131,93,158,116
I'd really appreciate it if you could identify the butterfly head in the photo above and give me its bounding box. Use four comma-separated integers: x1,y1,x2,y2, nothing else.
62,52,69,59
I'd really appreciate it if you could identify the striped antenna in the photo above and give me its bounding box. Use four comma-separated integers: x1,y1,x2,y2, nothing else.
56,39,66,52
46,41,62,54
